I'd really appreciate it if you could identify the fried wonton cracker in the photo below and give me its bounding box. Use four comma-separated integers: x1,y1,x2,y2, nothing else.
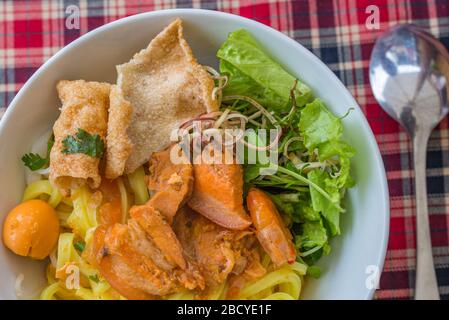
106,18,218,176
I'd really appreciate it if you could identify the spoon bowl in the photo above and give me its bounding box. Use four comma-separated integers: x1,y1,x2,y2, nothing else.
370,24,449,133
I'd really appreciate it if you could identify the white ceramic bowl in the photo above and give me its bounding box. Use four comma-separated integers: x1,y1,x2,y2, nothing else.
0,9,389,300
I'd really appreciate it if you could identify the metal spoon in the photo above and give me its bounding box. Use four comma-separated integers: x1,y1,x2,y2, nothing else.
370,24,449,300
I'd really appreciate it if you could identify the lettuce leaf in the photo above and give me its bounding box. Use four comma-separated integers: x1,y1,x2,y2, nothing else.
217,29,312,112
296,219,328,250
299,99,355,231
299,99,355,163
299,99,343,150
307,169,341,236
334,157,355,189
317,140,355,161
296,202,321,222
269,193,297,222
220,60,287,110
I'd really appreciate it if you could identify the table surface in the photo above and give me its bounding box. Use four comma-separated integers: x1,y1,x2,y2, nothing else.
1,0,449,300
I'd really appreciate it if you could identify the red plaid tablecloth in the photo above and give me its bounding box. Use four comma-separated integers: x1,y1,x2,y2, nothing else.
1,0,449,300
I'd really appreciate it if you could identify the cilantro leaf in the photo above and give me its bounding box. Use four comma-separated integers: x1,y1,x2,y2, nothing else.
62,128,105,158
21,134,55,171
21,153,48,171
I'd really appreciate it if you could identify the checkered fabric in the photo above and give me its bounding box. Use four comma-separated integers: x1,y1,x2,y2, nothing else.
1,0,449,300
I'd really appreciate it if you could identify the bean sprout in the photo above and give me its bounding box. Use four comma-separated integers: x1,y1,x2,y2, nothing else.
222,95,279,125
204,65,228,106
15,273,24,297
282,137,304,160
214,108,232,129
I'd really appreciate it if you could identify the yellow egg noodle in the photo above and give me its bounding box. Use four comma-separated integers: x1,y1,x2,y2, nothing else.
21,169,307,300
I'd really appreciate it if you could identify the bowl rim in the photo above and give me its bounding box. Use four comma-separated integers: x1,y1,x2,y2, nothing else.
0,8,390,300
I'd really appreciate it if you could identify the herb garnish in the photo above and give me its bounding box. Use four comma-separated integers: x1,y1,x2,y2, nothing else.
21,134,54,171
73,241,85,252
62,128,105,158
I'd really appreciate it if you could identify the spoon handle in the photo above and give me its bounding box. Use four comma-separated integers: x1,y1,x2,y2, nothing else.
413,130,440,300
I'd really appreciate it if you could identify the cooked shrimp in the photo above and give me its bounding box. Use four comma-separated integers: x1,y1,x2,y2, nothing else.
246,188,296,266
187,153,251,230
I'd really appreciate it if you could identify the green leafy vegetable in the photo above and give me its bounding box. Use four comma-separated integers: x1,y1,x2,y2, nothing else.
299,99,343,150
308,169,341,236
306,266,322,279
244,165,263,183
275,164,343,212
296,220,328,250
74,241,85,252
299,99,355,163
334,157,355,189
279,131,305,154
88,274,100,283
220,60,287,110
269,193,297,222
21,153,48,171
62,128,105,158
297,202,321,222
278,193,301,203
303,248,324,266
217,29,312,112
317,140,355,161
21,134,54,171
